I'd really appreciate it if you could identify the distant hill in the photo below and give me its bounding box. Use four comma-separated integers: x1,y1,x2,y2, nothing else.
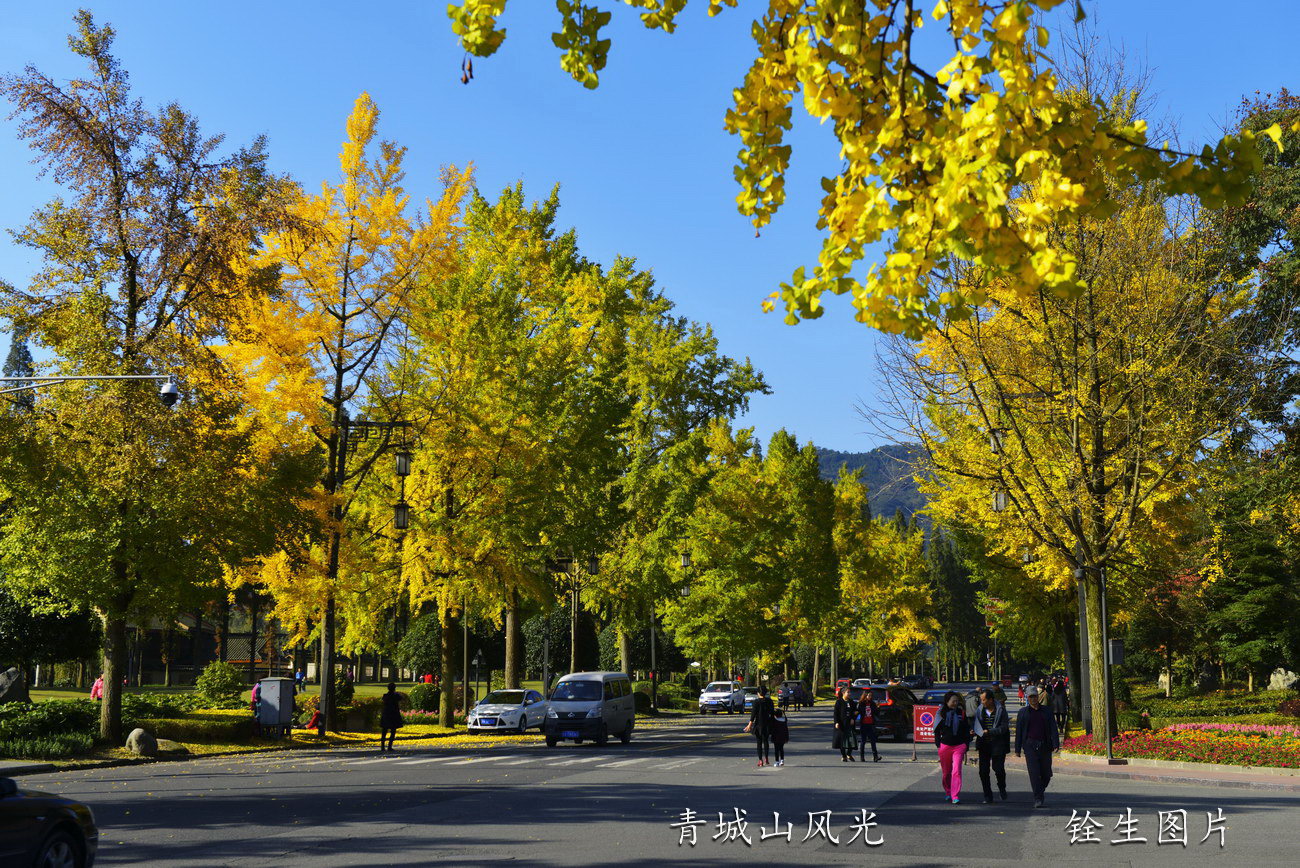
816,443,926,521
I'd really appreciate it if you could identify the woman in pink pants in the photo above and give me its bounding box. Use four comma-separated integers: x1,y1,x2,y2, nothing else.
934,691,972,804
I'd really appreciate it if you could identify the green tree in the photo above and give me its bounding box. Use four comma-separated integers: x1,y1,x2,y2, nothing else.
0,12,302,742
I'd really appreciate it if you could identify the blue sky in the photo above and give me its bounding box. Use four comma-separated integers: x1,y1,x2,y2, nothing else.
1,2,1295,452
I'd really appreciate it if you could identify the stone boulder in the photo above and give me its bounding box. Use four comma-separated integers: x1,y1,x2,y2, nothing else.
155,738,189,755
0,667,31,704
125,728,158,757
1268,668,1300,692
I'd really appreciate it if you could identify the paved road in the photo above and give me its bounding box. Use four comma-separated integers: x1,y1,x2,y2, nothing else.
21,689,1300,866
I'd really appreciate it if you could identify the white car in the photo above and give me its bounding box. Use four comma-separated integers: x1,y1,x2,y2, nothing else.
467,689,548,734
698,681,745,714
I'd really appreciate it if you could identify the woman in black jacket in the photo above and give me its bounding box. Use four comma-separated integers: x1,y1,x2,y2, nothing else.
934,691,971,803
832,687,857,762
748,686,775,767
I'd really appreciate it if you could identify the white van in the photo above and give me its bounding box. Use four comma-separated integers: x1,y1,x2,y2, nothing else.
543,671,635,747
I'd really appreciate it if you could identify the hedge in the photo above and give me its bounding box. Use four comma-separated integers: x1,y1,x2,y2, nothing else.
138,714,256,743
0,733,95,759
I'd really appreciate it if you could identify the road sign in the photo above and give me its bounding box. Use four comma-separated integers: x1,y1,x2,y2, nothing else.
910,704,941,762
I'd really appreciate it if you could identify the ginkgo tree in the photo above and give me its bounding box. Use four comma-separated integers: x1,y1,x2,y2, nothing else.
221,93,471,730
447,0,1286,336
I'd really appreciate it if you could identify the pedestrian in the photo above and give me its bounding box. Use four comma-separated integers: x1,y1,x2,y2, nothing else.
251,680,263,737
973,688,1010,803
380,681,403,751
1017,681,1025,702
856,686,881,762
833,687,857,762
746,685,774,767
293,669,305,694
1051,680,1069,733
1015,685,1061,808
770,704,790,767
934,691,971,804
90,675,103,700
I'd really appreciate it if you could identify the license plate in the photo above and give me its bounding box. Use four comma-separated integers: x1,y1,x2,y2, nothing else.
561,730,580,739
480,718,496,726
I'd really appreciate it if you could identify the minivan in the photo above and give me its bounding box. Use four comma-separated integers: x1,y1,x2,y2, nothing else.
543,671,635,747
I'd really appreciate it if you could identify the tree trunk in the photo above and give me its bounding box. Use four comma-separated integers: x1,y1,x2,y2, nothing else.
319,592,337,731
618,628,632,677
811,648,820,695
1059,618,1082,722
504,595,522,689
439,610,458,728
569,587,579,673
162,626,173,688
1084,569,1109,745
99,614,127,743
218,598,229,662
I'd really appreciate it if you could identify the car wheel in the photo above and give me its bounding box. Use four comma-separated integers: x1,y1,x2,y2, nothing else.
35,828,82,868
517,717,528,735
545,735,557,747
620,725,632,745
595,725,609,746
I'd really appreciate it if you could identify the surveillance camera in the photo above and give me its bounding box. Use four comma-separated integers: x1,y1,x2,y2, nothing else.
159,380,180,407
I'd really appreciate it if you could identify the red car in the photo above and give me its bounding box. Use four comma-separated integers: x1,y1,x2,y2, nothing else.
834,678,853,691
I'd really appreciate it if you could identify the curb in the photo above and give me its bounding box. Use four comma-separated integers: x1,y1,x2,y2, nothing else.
0,729,464,778
1059,751,1300,777
1053,762,1300,792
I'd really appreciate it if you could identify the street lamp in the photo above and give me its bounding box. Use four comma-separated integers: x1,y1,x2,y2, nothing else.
394,450,412,477
1,373,182,406
393,501,410,530
989,429,1005,454
992,487,1009,513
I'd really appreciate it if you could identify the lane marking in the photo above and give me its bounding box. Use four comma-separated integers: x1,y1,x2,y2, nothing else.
394,756,461,765
651,758,705,770
547,756,606,766
348,757,405,765
596,757,651,768
443,755,511,766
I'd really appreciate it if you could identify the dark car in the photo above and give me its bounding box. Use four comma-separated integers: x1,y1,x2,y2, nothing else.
900,674,930,689
0,776,98,867
777,680,812,709
921,689,950,704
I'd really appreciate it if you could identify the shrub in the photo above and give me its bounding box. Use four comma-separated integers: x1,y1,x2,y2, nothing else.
408,683,439,712
1112,677,1134,706
0,732,95,759
633,691,654,715
139,715,256,743
1277,697,1300,718
332,672,354,708
0,699,98,739
346,695,407,730
1116,711,1151,732
195,662,245,705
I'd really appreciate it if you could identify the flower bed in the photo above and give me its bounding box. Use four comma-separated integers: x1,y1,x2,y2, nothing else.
1163,722,1300,738
1063,728,1300,768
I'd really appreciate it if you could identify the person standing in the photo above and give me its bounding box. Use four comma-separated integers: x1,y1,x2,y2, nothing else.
856,688,881,762
833,687,857,762
934,691,971,803
1051,680,1069,733
770,705,790,767
748,686,775,767
1015,686,1061,808
973,688,1010,803
380,682,404,751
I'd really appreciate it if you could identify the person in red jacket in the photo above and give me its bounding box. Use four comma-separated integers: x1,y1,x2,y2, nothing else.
856,689,881,762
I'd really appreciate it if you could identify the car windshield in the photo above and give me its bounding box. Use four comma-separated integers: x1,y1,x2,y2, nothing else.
743,687,758,694
482,690,525,705
550,680,601,702
870,688,889,702
705,682,733,692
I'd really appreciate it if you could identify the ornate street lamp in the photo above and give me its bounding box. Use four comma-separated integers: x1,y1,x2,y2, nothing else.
393,501,410,531
394,450,412,477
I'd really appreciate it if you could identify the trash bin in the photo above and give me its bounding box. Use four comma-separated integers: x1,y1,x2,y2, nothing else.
257,677,296,738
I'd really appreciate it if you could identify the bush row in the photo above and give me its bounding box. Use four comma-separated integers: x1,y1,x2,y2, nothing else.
0,733,95,760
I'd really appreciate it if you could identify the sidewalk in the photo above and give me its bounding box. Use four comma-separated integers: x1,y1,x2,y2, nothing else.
0,761,55,776
1054,753,1300,792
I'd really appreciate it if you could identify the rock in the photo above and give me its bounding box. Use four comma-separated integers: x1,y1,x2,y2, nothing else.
125,728,158,757
0,667,31,704
1157,669,1172,695
1268,668,1300,692
155,738,189,755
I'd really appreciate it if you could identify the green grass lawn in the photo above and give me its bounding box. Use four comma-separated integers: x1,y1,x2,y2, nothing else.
31,678,549,705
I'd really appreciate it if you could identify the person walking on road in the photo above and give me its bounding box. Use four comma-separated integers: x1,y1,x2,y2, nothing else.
1015,686,1061,808
856,687,881,762
770,705,790,766
379,681,403,751
833,687,857,762
973,688,1010,803
748,686,775,767
934,691,971,804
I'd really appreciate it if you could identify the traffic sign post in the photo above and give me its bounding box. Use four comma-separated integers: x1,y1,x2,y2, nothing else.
911,704,941,762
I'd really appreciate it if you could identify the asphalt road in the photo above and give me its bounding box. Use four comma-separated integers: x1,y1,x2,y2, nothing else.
20,685,1300,866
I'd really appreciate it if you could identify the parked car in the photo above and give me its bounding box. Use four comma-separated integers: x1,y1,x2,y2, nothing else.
544,672,635,746
698,681,745,714
921,689,950,704
860,685,918,741
851,678,874,688
834,678,853,692
742,686,760,711
900,674,932,689
468,688,548,734
777,680,813,709
0,776,98,867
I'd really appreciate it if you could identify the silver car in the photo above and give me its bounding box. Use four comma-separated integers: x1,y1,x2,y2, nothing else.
698,681,744,714
467,689,548,734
